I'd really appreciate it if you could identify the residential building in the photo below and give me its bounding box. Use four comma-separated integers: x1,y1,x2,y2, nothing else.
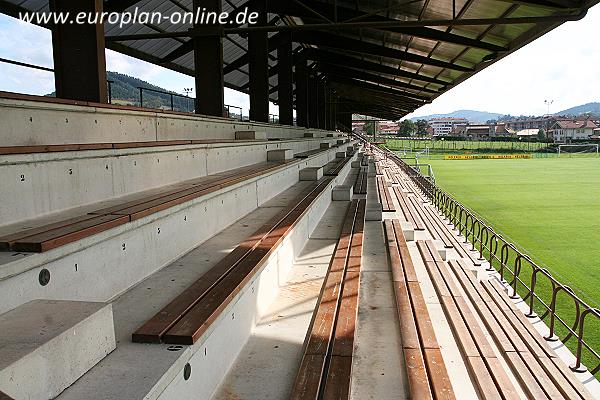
504,116,556,132
429,117,468,136
548,119,599,142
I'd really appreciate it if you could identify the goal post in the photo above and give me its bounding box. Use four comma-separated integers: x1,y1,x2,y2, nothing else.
557,144,599,156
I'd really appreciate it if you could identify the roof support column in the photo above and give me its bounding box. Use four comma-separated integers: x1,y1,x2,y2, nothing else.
277,33,293,126
248,0,269,122
295,58,308,128
330,91,337,131
193,0,224,117
50,0,107,103
318,81,326,130
308,75,319,129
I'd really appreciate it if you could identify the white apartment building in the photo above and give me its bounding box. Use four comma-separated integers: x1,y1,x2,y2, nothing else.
429,117,469,136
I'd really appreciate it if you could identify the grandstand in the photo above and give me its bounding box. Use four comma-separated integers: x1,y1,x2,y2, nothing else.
1,0,599,399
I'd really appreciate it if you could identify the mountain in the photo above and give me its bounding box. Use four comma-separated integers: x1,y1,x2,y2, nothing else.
555,102,600,117
47,71,194,112
409,110,503,123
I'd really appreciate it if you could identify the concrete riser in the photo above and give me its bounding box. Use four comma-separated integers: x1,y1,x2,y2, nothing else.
0,147,356,315
0,97,340,146
0,139,340,227
152,155,354,400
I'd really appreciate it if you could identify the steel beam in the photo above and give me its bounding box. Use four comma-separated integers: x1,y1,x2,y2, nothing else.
308,75,319,128
295,58,309,127
277,33,294,125
192,0,224,117
248,0,269,122
50,0,108,103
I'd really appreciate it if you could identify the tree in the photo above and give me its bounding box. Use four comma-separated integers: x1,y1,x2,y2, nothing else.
414,119,429,135
364,121,377,135
398,120,416,136
537,129,546,141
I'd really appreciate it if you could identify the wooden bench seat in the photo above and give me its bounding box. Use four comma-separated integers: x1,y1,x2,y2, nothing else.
324,157,353,176
447,259,594,400
376,176,396,212
132,177,335,344
0,391,14,400
383,220,455,400
290,199,366,400
416,240,520,399
0,161,294,253
392,187,425,231
353,169,367,195
0,138,296,156
294,149,327,159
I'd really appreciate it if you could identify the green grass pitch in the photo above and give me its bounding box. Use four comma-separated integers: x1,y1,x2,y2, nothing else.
427,157,600,307
426,156,600,369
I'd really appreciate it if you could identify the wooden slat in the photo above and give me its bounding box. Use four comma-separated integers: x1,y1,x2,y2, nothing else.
322,356,352,400
112,140,192,149
163,180,331,344
407,281,440,350
132,182,323,343
393,187,425,231
0,214,105,250
393,281,421,350
0,143,113,155
0,391,14,400
331,271,360,357
424,348,455,400
11,215,129,252
289,354,325,400
391,220,419,282
465,356,504,400
403,348,434,399
305,271,344,356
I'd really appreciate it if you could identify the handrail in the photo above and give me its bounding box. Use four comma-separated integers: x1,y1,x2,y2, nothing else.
375,142,600,376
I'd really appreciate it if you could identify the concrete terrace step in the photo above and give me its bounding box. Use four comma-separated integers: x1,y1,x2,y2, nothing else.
0,300,115,400
53,162,355,400
0,143,358,316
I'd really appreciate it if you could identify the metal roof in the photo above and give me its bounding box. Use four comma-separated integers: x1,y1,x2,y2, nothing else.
0,0,597,120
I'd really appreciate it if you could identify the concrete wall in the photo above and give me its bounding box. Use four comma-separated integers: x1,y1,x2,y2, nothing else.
0,97,335,146
0,139,341,227
0,144,357,314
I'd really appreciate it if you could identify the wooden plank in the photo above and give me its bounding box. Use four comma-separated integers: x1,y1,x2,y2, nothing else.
438,296,480,358
407,281,439,350
391,220,419,283
162,180,331,344
383,220,404,283
0,391,14,400
346,200,365,273
403,348,433,399
0,143,113,155
484,356,522,400
131,183,323,343
538,357,594,400
394,281,421,350
331,271,360,357
0,214,106,250
424,348,456,400
112,140,192,149
465,356,503,400
504,352,551,400
289,354,325,400
322,356,352,400
520,352,568,400
11,215,129,252
305,272,344,356
330,201,359,274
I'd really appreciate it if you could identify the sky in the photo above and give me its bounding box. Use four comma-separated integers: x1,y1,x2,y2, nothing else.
0,5,598,118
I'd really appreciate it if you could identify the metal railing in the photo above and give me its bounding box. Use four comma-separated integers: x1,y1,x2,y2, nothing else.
225,104,243,121
138,87,194,113
386,150,600,376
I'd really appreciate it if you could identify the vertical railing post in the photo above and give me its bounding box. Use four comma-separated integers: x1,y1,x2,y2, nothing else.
139,87,143,108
